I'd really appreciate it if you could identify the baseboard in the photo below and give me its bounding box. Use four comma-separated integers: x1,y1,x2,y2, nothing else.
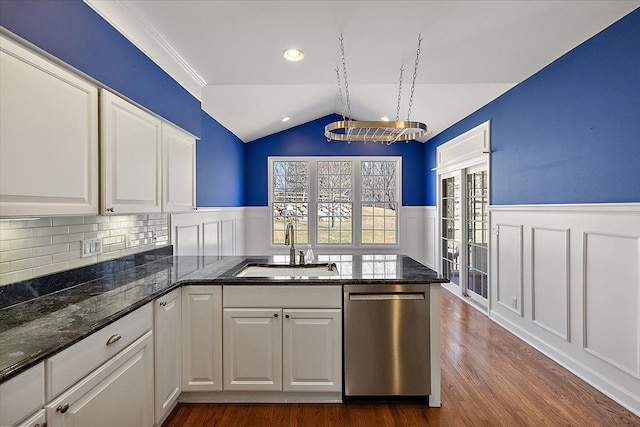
179,390,342,404
489,310,640,417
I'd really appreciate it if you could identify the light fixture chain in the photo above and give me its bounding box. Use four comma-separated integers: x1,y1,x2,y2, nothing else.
407,35,422,121
396,66,404,121
339,34,352,119
335,67,347,121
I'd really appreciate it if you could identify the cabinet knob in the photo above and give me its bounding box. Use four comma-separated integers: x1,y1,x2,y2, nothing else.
34,423,47,427
159,301,167,307
56,403,69,413
106,207,115,213
106,334,122,345
285,314,290,319
274,313,278,318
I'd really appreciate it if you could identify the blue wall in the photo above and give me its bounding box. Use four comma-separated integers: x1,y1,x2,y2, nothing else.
0,0,201,137
197,111,245,206
425,7,640,206
244,114,426,206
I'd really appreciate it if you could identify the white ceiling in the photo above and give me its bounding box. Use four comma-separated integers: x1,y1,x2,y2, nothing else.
86,0,639,143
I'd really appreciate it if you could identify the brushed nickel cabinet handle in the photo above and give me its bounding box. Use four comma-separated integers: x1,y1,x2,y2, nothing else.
56,403,69,413
106,334,122,345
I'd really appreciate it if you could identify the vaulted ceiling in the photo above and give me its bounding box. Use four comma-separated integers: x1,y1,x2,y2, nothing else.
86,0,639,142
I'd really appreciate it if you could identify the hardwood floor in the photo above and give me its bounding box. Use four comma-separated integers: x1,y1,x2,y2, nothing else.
163,289,640,426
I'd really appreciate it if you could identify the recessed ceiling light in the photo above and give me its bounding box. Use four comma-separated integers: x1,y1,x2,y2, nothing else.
282,117,290,122
283,48,304,62
380,116,390,121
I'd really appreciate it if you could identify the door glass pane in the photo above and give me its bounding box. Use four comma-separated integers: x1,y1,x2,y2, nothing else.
441,176,460,285
466,170,488,299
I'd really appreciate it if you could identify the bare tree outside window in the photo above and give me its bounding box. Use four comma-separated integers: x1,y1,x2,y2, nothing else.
317,161,352,244
273,161,309,244
361,161,397,244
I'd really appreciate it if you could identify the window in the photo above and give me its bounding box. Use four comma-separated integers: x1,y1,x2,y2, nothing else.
317,161,352,244
270,157,400,247
272,161,309,244
361,161,397,244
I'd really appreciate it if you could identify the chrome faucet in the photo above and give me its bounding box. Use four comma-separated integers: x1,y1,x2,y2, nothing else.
284,222,296,265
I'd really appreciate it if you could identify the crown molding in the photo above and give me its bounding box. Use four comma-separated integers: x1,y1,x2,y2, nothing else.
84,0,206,101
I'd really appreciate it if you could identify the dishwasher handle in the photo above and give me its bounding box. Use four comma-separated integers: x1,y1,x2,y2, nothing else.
349,293,425,301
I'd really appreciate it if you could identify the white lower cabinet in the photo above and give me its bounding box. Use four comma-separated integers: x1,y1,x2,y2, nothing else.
0,362,45,427
16,409,46,427
181,285,223,391
282,309,342,392
154,289,181,425
223,308,341,393
223,308,283,391
45,331,154,427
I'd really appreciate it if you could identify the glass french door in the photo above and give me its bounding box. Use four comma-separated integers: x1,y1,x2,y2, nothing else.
441,173,461,287
440,166,488,308
465,167,488,305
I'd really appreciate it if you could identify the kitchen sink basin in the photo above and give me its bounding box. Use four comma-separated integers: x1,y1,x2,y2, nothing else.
234,263,339,278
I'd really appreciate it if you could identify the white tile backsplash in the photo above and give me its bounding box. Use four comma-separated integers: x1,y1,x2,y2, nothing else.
0,214,169,286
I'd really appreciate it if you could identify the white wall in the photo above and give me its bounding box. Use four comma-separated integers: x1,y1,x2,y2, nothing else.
170,208,246,256
488,203,640,416
171,206,433,264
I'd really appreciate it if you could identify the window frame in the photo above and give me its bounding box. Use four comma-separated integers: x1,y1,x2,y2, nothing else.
268,156,402,250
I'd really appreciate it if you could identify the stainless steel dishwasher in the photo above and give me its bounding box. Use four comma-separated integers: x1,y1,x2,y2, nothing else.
343,284,430,397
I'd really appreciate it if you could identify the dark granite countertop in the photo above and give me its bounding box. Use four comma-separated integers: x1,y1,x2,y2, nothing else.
0,251,445,383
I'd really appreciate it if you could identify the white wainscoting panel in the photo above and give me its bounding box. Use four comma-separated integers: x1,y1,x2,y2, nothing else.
495,224,523,316
489,203,640,416
170,209,246,256
174,224,199,256
531,227,570,340
202,221,220,256
424,207,437,270
244,207,270,256
220,220,235,256
583,232,640,378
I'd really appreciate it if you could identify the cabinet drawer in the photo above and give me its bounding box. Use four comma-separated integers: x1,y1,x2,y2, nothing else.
46,303,152,400
45,331,154,427
223,286,342,308
0,363,44,427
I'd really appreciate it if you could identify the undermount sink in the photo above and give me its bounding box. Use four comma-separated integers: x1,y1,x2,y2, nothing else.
234,263,339,278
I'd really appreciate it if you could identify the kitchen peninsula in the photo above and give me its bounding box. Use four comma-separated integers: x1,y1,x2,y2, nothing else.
0,248,446,426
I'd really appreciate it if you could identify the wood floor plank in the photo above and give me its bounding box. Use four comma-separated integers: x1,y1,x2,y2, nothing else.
163,288,640,426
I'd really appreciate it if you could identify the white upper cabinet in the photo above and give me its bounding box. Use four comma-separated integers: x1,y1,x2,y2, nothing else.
100,89,162,215
162,123,196,212
0,35,99,217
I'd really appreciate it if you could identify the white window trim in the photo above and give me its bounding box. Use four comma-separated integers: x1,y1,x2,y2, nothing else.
268,156,402,251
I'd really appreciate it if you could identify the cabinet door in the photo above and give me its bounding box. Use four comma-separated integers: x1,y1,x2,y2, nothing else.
45,331,154,427
162,123,196,212
282,309,342,392
181,285,222,391
223,308,282,391
100,89,161,215
154,289,181,424
0,35,98,217
16,409,45,427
